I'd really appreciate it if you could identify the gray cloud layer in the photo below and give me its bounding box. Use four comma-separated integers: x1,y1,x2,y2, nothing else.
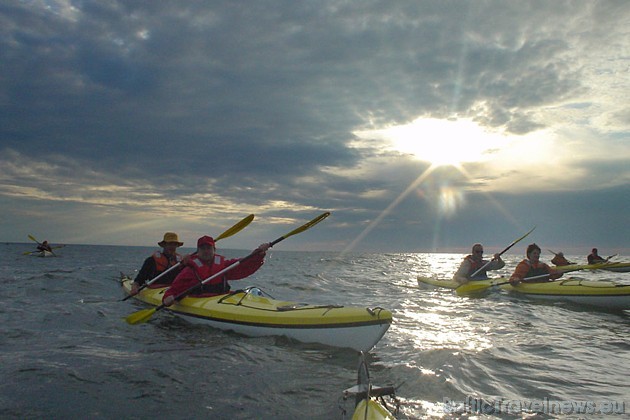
1,1,628,251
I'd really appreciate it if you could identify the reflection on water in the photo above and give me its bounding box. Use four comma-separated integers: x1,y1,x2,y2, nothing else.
1,244,628,419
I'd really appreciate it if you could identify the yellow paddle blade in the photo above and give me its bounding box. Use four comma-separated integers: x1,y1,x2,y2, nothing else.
283,212,330,239
215,214,255,241
125,308,157,325
28,234,39,243
456,282,497,296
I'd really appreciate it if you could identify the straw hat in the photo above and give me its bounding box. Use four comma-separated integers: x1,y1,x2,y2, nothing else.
158,232,183,247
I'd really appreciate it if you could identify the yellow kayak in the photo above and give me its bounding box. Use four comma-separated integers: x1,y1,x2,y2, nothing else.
417,276,493,289
499,278,630,310
420,276,630,310
121,277,392,351
343,352,398,420
554,261,630,273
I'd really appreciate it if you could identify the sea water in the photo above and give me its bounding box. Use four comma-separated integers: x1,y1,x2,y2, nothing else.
1,243,628,418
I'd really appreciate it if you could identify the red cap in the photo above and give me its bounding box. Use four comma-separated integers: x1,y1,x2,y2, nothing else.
197,236,216,247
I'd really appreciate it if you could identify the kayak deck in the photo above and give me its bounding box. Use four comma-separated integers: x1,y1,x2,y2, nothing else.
417,276,492,289
121,278,392,351
554,261,630,273
418,276,630,310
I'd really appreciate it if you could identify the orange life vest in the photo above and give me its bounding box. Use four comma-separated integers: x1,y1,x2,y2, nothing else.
151,251,182,273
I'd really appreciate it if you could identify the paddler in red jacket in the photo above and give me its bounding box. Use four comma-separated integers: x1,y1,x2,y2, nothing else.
510,243,563,285
162,235,270,306
453,243,505,284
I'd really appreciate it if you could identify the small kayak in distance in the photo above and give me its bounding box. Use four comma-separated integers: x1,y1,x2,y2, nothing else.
121,277,392,351
29,250,55,257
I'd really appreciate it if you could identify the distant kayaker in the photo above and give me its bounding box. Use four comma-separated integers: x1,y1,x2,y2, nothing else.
162,236,271,306
453,243,505,284
550,251,574,266
130,232,185,295
509,243,562,285
587,248,606,264
36,240,53,252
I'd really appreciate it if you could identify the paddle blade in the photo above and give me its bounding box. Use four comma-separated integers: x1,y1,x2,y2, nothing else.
28,234,39,243
282,212,330,240
215,214,255,241
125,308,157,325
456,282,496,296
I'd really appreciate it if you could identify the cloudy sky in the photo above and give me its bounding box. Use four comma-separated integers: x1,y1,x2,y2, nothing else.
1,1,628,254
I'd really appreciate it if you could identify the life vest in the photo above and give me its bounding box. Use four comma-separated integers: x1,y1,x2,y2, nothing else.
465,255,488,279
190,255,229,294
152,251,182,273
523,260,549,279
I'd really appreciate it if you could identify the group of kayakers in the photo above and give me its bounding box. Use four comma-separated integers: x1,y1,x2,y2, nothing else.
454,243,611,286
129,232,271,306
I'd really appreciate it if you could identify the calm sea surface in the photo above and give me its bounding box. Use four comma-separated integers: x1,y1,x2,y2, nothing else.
1,243,628,419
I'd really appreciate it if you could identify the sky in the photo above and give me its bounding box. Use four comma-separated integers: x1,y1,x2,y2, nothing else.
1,1,629,255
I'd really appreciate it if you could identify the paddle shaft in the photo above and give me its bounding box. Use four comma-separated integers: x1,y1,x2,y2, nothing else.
456,273,552,295
493,273,551,287
134,212,330,318
470,226,535,278
122,214,255,302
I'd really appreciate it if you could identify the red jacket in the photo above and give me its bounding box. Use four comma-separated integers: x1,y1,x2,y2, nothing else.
162,253,265,302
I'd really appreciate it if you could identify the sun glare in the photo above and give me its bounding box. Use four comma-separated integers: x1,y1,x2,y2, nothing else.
356,118,507,166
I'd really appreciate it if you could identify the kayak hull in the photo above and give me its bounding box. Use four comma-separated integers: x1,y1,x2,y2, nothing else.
555,262,630,273
419,276,630,310
352,399,395,420
34,250,55,257
500,279,630,310
121,278,392,351
417,276,496,290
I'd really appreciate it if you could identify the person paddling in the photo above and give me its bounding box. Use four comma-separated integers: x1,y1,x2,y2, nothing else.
550,251,574,266
36,240,53,252
130,232,185,295
510,244,562,285
453,243,505,284
587,248,607,264
162,236,270,307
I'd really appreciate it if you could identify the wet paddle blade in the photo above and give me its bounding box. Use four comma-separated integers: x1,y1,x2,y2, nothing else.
125,308,157,325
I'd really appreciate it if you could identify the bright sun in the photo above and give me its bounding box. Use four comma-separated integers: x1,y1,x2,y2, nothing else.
355,118,507,166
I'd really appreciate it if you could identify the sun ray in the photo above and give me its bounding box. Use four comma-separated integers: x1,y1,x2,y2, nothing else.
340,164,439,255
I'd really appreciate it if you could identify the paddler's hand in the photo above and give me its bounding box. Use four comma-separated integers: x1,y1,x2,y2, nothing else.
163,295,175,307
130,282,140,295
493,253,501,261
181,253,192,266
255,242,271,255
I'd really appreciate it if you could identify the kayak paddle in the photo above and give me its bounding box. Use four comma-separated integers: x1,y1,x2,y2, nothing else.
456,273,551,296
125,211,330,325
121,214,255,301
469,226,536,278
